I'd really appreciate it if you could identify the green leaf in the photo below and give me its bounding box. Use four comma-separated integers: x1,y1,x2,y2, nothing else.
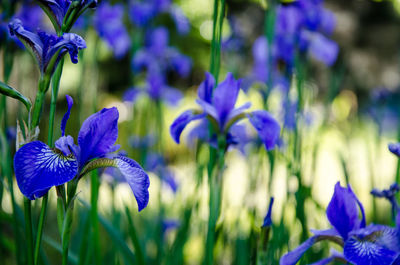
78,199,136,263
43,236,78,265
0,81,31,112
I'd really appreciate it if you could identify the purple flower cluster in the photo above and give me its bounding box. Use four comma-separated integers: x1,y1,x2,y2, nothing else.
130,0,190,35
125,27,191,105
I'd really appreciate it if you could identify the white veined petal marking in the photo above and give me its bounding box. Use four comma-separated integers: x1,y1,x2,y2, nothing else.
14,141,78,200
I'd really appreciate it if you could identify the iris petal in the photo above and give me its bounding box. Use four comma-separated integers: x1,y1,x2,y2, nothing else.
326,182,362,240
115,156,150,211
61,95,73,136
14,141,78,200
344,236,397,265
78,107,119,166
247,110,281,150
212,73,241,127
170,110,205,144
8,19,43,67
280,236,317,265
197,72,215,103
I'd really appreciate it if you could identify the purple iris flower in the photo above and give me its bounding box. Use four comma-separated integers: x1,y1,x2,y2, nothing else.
280,182,400,265
132,27,191,77
94,3,131,59
37,0,97,32
124,72,182,105
129,0,190,34
8,19,86,76
274,0,339,67
170,72,281,150
13,95,150,211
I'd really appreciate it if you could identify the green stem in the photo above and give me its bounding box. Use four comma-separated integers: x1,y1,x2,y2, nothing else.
125,206,145,265
209,0,226,82
24,198,34,265
62,179,78,265
90,170,101,265
47,60,64,145
204,143,226,265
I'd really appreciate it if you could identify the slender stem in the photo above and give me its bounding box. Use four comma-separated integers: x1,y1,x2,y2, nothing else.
90,170,101,265
24,198,34,265
47,60,64,145
62,179,78,265
204,144,226,265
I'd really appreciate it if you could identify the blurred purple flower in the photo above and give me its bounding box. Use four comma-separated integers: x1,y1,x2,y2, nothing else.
94,3,131,59
129,0,190,34
124,72,183,105
133,27,191,76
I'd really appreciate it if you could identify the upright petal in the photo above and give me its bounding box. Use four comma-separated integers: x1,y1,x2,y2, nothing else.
14,141,78,200
115,156,150,211
212,73,241,127
55,135,79,158
197,72,215,103
247,110,281,150
326,182,362,240
78,107,119,166
170,110,205,144
61,95,73,136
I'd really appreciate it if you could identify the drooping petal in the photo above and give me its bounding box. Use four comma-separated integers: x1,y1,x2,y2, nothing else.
61,95,73,136
78,107,119,166
280,236,318,265
8,19,43,66
14,141,78,200
212,73,241,127
197,72,215,103
114,156,150,211
247,110,281,150
49,32,86,65
170,110,205,144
